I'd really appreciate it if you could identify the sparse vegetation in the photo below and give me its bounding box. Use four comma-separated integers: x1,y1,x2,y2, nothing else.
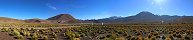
0,23,193,40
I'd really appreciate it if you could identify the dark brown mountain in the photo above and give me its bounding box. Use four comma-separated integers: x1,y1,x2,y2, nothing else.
47,14,79,23
25,18,52,24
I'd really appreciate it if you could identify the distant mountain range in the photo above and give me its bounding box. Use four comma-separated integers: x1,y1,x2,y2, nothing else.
0,11,193,24
81,11,193,24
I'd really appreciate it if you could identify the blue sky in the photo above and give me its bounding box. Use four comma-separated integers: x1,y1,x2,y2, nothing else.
0,0,192,20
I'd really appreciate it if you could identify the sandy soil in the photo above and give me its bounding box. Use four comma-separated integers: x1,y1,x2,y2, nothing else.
0,32,15,40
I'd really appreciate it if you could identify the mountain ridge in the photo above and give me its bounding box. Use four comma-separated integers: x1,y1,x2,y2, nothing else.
82,11,193,24
0,11,193,24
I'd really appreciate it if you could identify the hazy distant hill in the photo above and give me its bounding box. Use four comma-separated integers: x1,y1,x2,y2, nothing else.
47,14,79,23
175,16,193,23
0,17,24,23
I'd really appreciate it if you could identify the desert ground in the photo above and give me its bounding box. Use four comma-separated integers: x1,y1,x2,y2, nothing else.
0,23,192,40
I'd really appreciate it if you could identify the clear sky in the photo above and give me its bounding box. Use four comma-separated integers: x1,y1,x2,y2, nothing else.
0,0,192,20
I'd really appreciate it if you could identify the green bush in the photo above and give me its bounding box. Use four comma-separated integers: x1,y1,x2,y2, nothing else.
17,35,24,39
43,35,48,40
31,33,38,40
26,31,31,37
1,28,9,32
13,30,20,36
